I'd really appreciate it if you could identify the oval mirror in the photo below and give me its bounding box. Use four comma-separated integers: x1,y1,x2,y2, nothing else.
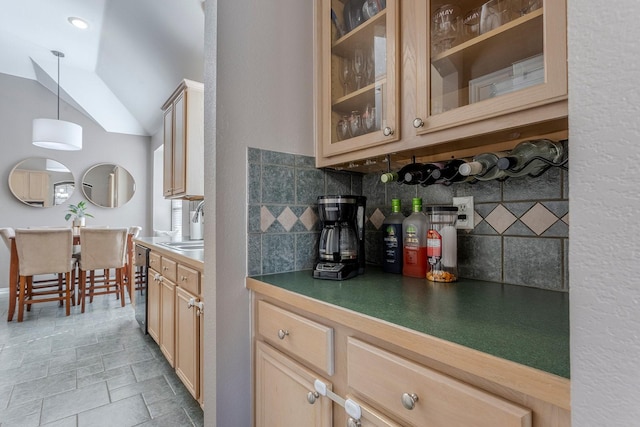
82,163,136,208
8,158,75,207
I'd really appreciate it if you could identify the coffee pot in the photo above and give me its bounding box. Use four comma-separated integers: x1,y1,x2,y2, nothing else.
314,195,366,280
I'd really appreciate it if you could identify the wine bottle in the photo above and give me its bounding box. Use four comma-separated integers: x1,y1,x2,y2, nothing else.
439,159,467,184
380,172,399,183
396,163,424,185
382,199,405,274
403,163,442,186
458,152,509,181
402,198,428,278
497,139,564,177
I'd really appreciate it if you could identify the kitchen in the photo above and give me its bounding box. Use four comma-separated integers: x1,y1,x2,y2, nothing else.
1,1,639,427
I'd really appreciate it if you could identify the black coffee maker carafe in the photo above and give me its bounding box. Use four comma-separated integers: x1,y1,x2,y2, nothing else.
314,195,366,280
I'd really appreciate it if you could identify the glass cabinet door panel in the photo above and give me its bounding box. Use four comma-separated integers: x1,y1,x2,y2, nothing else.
318,0,399,158
416,0,566,134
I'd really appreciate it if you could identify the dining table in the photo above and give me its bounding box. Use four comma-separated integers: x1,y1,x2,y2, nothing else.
6,228,136,321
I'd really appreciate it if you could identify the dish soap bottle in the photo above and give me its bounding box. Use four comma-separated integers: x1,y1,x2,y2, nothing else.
382,198,405,274
402,198,428,278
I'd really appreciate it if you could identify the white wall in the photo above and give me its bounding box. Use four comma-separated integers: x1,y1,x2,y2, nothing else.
0,73,151,287
203,0,314,425
569,0,640,424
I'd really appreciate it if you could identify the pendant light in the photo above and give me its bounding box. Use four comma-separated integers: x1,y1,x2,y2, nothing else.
32,50,82,151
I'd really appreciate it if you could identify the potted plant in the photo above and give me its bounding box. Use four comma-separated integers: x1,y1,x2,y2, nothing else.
65,201,94,227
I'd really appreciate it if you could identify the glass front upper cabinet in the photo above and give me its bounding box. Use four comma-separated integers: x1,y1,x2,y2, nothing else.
316,0,400,159
415,0,567,133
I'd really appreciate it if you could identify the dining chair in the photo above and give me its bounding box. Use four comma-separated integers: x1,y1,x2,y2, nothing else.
1,227,18,321
14,228,74,322
78,227,129,313
126,226,143,293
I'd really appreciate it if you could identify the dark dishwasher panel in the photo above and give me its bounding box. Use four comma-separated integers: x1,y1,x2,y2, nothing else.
134,244,150,334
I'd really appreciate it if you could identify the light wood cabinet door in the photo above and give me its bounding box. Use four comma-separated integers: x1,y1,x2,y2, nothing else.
162,105,174,197
315,0,400,163
255,341,332,427
147,268,161,344
172,91,186,195
175,286,199,399
415,0,567,137
161,79,204,199
160,278,176,367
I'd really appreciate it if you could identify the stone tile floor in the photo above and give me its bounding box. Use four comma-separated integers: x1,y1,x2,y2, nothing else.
0,290,204,426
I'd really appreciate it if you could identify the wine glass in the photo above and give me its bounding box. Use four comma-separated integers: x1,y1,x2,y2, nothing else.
339,57,353,95
353,48,365,90
348,110,363,137
363,104,376,133
336,116,350,140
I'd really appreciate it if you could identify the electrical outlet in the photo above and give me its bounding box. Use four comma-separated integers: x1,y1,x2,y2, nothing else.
452,196,474,230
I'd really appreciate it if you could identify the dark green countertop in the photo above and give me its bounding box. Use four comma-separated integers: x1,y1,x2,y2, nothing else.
250,266,570,379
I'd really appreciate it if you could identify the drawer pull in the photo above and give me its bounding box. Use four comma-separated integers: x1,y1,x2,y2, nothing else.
162,266,168,271
307,391,319,405
181,275,187,281
277,329,289,340
347,418,361,427
401,392,419,410
187,297,196,309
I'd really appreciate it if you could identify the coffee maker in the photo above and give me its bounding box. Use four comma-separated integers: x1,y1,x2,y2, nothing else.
314,195,366,280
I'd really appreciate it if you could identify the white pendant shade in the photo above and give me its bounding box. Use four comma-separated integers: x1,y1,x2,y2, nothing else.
32,118,83,151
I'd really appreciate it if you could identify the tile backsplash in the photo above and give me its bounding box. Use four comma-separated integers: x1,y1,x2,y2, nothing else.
247,147,569,292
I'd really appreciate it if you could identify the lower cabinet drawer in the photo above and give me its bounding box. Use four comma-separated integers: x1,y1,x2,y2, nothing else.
177,263,200,295
347,338,532,427
257,301,334,376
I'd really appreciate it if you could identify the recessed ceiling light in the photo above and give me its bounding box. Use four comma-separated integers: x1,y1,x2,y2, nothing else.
68,17,89,30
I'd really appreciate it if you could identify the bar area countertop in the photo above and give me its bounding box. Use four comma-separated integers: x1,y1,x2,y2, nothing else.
133,237,204,269
247,266,569,379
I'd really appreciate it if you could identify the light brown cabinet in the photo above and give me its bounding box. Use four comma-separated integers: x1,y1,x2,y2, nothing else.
314,0,568,171
255,340,333,427
9,170,50,206
162,79,204,199
160,277,176,367
249,280,570,427
175,285,201,399
147,267,161,343
147,248,203,403
315,0,401,159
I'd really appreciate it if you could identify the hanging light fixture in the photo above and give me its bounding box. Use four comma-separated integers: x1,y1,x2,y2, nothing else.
32,50,82,151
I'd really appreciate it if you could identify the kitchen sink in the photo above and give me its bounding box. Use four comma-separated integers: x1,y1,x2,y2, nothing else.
159,240,204,251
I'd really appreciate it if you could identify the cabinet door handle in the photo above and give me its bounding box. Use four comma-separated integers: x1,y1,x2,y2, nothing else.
277,329,289,340
401,392,419,410
307,391,319,405
347,418,361,427
383,126,394,136
413,118,424,128
187,297,196,309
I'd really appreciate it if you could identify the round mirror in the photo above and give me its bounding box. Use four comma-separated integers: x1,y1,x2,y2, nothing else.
82,163,135,208
8,158,75,207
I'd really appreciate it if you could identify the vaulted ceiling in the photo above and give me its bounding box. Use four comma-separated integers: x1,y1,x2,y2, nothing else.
0,0,205,137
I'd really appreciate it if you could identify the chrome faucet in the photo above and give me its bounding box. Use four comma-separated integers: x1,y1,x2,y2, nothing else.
192,200,205,223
